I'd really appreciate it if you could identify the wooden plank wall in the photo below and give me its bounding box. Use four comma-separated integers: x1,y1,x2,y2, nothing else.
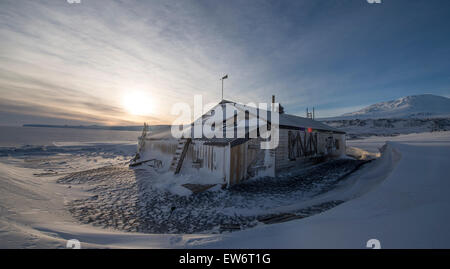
229,142,247,185
287,130,318,159
275,129,346,171
192,142,217,172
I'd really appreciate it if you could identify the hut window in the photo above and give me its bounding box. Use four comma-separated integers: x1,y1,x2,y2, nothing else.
335,139,339,150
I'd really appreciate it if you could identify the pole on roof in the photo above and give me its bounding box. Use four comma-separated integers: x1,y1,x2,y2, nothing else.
220,74,228,100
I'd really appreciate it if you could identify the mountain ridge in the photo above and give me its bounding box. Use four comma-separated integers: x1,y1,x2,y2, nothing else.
322,94,450,120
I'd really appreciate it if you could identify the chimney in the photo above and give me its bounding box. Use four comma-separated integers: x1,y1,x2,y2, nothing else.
272,94,284,113
306,107,314,119
271,95,275,112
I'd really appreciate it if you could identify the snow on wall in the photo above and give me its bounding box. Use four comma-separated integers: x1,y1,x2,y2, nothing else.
139,140,178,172
246,139,275,179
184,140,227,184
140,130,345,186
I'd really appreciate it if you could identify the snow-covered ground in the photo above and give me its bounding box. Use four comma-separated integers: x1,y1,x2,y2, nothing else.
1,129,450,248
60,158,362,234
347,131,450,153
197,131,450,248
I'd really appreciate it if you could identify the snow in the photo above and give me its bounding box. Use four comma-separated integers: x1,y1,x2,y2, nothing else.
346,146,380,160
153,171,224,197
61,157,361,234
347,131,450,153
194,131,450,248
1,127,450,248
319,95,450,139
324,94,450,120
323,118,450,139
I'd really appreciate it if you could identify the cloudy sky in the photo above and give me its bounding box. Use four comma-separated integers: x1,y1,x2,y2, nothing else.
0,0,449,126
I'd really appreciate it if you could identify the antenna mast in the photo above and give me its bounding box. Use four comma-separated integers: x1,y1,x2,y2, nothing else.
220,74,228,100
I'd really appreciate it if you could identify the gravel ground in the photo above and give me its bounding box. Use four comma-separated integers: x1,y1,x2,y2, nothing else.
58,159,367,234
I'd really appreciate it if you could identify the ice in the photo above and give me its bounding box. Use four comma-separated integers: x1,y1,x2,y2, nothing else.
1,127,450,248
197,132,450,248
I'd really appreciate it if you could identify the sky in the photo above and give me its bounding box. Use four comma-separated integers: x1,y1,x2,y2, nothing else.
0,0,449,126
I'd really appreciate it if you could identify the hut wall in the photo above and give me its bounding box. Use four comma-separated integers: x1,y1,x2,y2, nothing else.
143,139,178,155
229,142,247,185
331,133,346,157
274,128,318,171
274,128,292,171
228,139,276,186
316,132,346,157
189,140,227,183
274,128,346,172
140,139,178,171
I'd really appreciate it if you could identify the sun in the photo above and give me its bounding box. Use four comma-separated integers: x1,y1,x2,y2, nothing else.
122,91,154,116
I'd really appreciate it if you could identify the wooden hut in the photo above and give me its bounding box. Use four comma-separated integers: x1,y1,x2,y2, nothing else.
139,99,346,187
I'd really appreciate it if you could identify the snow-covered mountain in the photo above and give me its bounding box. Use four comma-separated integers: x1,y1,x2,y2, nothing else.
334,94,450,120
323,118,450,139
319,94,450,138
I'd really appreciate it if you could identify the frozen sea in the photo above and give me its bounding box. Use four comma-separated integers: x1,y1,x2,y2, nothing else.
0,126,140,173
0,126,141,147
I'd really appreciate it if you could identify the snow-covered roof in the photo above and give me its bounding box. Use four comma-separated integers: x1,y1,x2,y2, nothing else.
276,112,345,133
144,100,345,140
221,100,345,134
200,137,249,147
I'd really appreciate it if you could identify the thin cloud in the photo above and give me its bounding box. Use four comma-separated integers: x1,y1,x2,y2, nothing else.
0,0,449,125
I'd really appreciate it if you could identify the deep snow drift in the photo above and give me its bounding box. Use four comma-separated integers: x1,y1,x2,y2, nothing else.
59,158,363,234
197,131,450,248
1,130,450,248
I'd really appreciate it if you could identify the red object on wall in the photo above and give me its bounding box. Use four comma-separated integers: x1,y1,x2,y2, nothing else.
307,127,313,133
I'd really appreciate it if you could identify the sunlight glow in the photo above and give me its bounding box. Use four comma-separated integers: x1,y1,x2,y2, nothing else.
122,91,154,116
